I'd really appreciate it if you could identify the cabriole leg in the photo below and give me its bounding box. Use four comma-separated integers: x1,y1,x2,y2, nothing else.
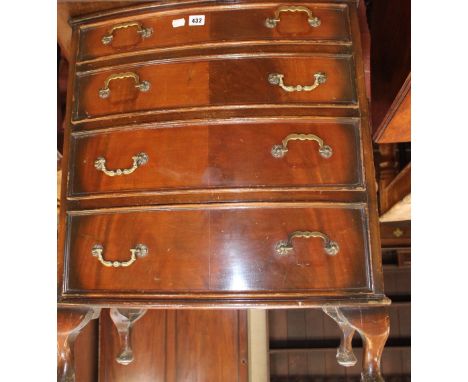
323,306,390,382
57,306,100,382
109,308,147,365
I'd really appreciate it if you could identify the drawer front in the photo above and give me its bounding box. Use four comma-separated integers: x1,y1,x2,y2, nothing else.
65,205,370,295
74,55,356,121
78,3,351,62
70,121,363,196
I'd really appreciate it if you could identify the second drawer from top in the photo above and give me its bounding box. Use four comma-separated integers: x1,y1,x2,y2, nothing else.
73,54,357,122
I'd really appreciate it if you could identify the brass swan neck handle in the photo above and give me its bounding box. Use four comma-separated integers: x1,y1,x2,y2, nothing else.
271,133,333,159
91,244,148,268
275,231,339,256
268,72,327,92
265,6,321,29
101,21,153,45
94,152,148,177
98,72,150,99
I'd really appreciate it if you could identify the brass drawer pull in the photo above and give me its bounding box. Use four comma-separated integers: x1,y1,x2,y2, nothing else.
92,244,148,268
271,133,333,159
275,231,339,256
101,21,153,45
265,6,321,29
268,72,327,92
98,72,150,99
94,152,148,177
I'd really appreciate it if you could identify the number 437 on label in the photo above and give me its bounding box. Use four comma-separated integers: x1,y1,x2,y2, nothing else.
189,15,205,26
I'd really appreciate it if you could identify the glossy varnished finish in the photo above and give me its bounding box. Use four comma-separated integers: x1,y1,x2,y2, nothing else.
70,120,363,196
347,1,383,295
59,2,389,379
71,105,361,131
69,189,368,212
373,74,411,143
324,306,390,382
74,55,356,121
57,306,100,382
65,203,371,297
99,309,248,382
73,318,99,382
59,1,386,307
78,2,351,63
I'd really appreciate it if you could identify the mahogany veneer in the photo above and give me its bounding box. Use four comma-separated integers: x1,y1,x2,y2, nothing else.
70,120,363,196
65,204,370,296
74,55,356,121
58,1,390,381
76,2,352,63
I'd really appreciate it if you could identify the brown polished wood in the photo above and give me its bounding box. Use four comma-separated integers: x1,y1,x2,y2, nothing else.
58,1,389,320
74,55,356,122
57,306,100,382
343,307,390,382
99,309,248,382
324,306,390,382
373,74,411,144
71,106,361,131
59,0,386,307
65,203,371,297
69,189,367,212
59,2,389,380
58,2,144,62
77,2,352,63
74,318,99,382
70,120,363,196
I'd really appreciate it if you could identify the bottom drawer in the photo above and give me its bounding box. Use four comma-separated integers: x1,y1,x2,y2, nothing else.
64,204,371,296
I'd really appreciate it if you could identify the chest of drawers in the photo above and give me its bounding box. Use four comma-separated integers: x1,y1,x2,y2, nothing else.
58,2,390,381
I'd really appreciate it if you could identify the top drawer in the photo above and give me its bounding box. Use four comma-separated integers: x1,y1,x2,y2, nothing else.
77,3,351,62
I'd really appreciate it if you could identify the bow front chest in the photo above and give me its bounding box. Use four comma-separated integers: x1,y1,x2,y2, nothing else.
58,2,390,381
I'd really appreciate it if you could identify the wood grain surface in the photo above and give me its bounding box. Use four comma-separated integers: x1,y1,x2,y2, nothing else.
65,204,370,296
77,2,351,62
70,120,363,196
58,1,387,310
74,55,356,121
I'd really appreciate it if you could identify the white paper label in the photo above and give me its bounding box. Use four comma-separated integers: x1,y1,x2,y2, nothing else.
188,15,205,26
172,18,186,28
